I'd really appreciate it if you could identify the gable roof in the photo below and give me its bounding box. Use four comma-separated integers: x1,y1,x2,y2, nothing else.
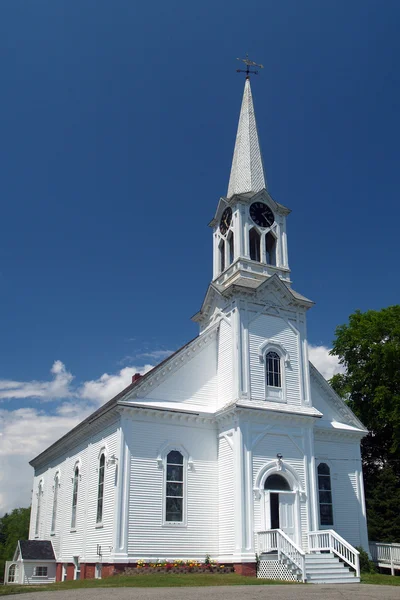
18,540,55,561
30,333,201,468
309,362,367,432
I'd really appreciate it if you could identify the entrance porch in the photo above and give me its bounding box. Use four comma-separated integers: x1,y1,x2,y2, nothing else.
256,529,360,583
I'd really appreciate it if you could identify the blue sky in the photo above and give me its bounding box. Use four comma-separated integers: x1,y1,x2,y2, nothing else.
0,0,399,511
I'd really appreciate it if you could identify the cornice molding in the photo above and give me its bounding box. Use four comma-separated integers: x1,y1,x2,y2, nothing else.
30,410,119,470
314,427,365,442
118,405,215,427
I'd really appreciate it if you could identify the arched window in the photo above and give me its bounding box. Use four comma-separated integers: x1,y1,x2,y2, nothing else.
317,463,333,526
71,466,79,529
8,564,17,583
35,482,42,537
249,228,261,262
51,474,59,533
166,450,184,522
266,351,281,388
264,474,291,491
96,453,105,524
228,231,234,265
219,239,225,272
266,232,276,266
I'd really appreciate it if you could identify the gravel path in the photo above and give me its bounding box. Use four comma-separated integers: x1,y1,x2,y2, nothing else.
8,585,400,600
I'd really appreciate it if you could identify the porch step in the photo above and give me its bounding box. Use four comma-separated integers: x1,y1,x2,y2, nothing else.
305,553,359,584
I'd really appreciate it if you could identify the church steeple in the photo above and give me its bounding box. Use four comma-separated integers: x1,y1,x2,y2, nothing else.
208,76,292,292
227,78,267,198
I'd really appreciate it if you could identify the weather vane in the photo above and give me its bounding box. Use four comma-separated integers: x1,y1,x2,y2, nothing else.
236,54,264,77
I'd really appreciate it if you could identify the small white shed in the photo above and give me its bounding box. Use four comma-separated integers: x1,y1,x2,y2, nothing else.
5,540,56,585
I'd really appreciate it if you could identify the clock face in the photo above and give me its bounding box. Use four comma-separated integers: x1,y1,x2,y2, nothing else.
249,202,274,228
219,207,232,235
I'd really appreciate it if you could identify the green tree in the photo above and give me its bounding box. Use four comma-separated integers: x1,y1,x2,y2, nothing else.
0,507,31,582
330,305,400,541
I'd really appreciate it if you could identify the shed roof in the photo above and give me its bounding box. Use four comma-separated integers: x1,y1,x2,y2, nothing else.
19,540,55,561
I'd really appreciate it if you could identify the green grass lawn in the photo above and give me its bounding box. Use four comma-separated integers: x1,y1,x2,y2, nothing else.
0,573,298,595
1,571,399,596
361,572,400,585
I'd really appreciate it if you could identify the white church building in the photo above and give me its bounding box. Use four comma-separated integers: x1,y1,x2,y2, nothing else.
6,77,369,585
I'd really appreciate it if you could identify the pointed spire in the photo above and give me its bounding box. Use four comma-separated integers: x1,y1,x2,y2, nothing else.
227,78,267,198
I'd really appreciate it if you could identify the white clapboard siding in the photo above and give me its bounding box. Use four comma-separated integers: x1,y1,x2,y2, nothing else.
22,562,56,584
217,319,233,409
143,339,218,409
29,421,119,564
218,435,234,556
314,438,363,548
249,313,301,405
127,418,218,559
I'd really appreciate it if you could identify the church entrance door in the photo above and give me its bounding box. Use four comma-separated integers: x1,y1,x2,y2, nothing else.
263,473,298,543
267,491,296,540
278,492,296,540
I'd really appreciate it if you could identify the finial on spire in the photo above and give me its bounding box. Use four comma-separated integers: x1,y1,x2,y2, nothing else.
236,54,264,78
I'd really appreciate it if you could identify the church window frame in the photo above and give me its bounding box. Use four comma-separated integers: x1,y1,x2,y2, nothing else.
265,231,277,266
71,463,81,531
158,443,190,528
227,231,234,266
96,452,106,525
219,239,225,273
249,227,261,262
35,480,43,538
259,340,289,403
50,472,60,535
317,461,334,527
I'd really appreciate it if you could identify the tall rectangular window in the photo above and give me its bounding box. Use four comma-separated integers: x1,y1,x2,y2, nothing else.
318,463,334,526
35,483,42,537
166,451,184,522
96,454,105,524
51,475,59,533
266,351,281,387
71,467,79,529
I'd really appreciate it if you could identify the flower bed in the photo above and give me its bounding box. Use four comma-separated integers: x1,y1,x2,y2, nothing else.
124,560,234,575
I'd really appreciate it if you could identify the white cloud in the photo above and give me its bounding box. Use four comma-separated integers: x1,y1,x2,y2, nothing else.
79,364,153,405
0,360,74,400
0,406,85,515
138,350,174,360
308,344,346,380
0,362,154,515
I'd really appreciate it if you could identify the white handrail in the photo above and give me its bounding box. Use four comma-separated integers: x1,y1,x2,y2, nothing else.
308,530,360,577
369,542,400,576
257,529,306,582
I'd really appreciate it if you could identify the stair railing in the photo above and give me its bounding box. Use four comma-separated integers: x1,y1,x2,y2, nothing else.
257,529,306,582
369,542,400,576
308,530,360,577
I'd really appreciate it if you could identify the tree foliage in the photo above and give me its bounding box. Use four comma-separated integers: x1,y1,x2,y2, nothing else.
0,507,30,582
330,305,400,541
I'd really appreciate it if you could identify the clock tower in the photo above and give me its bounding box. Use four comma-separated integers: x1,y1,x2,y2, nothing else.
209,77,291,291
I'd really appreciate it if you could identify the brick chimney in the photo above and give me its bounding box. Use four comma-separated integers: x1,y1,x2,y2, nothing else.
132,373,142,383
